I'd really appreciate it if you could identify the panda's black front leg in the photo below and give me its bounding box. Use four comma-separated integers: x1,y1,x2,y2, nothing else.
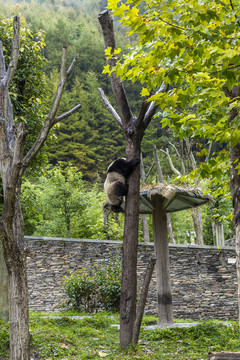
126,158,140,177
128,158,140,168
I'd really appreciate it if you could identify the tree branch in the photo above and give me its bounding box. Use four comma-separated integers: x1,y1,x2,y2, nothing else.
137,96,150,125
153,145,163,182
160,148,181,176
22,48,80,170
140,152,146,185
2,16,20,92
143,82,169,128
98,87,122,127
145,161,155,181
11,122,27,188
229,0,240,26
66,53,79,78
47,49,79,123
185,137,197,170
0,119,11,177
0,17,20,143
98,10,133,126
205,141,213,162
168,141,186,175
159,17,185,31
132,257,156,344
53,104,81,125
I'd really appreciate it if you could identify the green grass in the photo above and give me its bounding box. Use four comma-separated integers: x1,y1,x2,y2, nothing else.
0,312,240,359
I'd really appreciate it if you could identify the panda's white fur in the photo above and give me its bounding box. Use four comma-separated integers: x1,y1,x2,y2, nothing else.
104,157,140,212
104,171,126,206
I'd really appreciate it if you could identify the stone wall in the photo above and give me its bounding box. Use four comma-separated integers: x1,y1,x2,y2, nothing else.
26,236,238,321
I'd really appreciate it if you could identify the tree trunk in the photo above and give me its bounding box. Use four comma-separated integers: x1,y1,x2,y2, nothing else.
141,215,150,243
236,222,240,328
216,222,225,248
120,143,141,349
0,242,8,321
98,10,168,348
0,18,80,358
167,218,176,244
152,194,173,325
229,142,240,327
1,195,30,360
8,256,29,360
191,207,204,245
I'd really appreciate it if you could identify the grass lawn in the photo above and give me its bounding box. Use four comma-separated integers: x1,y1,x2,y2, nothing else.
0,312,240,359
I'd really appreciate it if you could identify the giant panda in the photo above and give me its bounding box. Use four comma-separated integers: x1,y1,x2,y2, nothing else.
104,157,140,213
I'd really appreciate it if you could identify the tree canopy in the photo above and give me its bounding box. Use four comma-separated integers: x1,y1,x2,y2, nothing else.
106,0,240,194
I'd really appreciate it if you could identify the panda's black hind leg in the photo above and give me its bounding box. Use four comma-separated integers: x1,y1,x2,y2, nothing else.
111,204,124,213
115,181,128,196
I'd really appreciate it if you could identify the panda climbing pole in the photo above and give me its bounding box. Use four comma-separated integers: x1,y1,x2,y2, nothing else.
98,9,169,349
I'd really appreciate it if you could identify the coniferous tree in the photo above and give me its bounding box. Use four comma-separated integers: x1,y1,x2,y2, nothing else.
48,71,124,178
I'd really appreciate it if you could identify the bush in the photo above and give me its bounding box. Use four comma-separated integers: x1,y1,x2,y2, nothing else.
0,320,9,357
63,251,121,312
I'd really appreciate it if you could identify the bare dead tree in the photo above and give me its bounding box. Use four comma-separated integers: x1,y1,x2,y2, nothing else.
98,9,169,348
0,17,81,359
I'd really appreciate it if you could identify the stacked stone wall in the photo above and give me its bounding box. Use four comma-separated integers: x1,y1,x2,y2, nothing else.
26,236,238,320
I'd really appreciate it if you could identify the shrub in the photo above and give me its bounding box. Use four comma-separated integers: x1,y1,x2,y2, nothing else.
63,250,122,312
0,320,9,357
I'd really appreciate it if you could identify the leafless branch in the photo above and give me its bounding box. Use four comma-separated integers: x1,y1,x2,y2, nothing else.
47,50,79,123
0,17,20,138
0,119,11,175
98,9,133,126
2,16,20,91
168,141,180,158
22,47,80,170
160,148,181,176
205,141,213,162
143,82,169,128
140,153,146,185
132,257,156,344
66,53,79,77
153,145,163,182
98,87,122,127
145,161,155,180
185,137,197,169
169,141,186,175
11,122,27,187
53,104,81,125
137,97,150,124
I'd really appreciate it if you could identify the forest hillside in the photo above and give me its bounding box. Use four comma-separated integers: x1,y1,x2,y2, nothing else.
0,0,234,243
